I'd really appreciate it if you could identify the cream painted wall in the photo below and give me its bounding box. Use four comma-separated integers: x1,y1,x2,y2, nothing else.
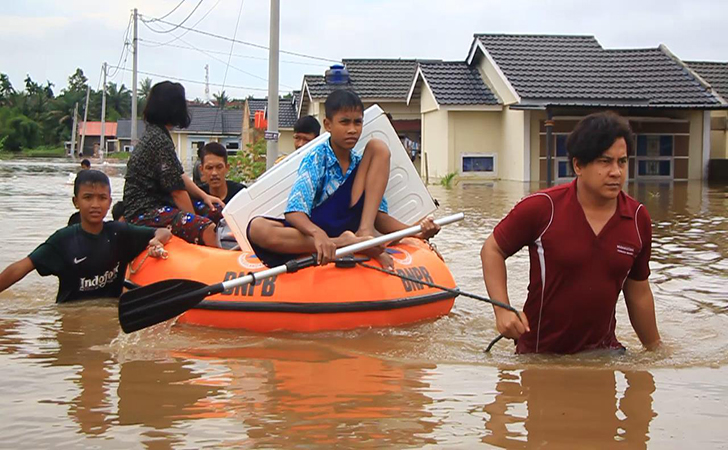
682,110,707,179
421,108,449,180
420,82,439,113
448,111,501,180
277,130,295,156
530,110,547,182
473,52,519,105
365,101,421,120
499,107,526,181
710,111,728,159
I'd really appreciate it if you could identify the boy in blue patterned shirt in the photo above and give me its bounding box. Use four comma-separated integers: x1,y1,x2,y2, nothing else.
248,89,439,268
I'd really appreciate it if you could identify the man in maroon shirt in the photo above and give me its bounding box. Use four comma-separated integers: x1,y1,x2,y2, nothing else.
481,112,661,354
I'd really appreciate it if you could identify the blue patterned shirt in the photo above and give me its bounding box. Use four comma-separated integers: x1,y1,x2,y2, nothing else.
285,139,388,216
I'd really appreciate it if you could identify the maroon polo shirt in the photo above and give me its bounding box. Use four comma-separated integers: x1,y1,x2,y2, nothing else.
493,179,652,354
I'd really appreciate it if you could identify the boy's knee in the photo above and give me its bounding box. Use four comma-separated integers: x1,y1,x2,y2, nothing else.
249,218,274,247
365,138,390,160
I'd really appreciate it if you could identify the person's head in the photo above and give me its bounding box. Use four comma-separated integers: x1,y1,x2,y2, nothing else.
293,116,321,150
80,159,91,170
200,142,229,189
143,81,191,129
111,200,125,222
566,111,633,200
72,170,112,226
323,90,364,151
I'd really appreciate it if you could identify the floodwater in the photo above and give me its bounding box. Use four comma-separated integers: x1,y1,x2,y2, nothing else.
0,158,726,449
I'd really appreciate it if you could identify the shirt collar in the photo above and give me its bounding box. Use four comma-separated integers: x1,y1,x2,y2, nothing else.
569,178,635,219
322,138,360,174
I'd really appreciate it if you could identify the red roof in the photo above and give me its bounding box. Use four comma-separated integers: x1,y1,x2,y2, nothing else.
77,121,118,137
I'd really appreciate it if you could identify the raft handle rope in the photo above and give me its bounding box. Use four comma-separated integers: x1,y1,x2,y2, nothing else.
357,262,518,352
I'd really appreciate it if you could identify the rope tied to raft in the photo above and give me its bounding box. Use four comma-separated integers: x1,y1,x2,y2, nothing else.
357,262,519,352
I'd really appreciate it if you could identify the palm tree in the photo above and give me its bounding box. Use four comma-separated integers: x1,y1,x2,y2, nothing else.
106,82,132,119
213,90,229,109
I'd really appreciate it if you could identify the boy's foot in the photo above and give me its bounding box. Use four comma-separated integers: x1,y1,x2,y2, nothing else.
373,251,394,270
333,230,371,248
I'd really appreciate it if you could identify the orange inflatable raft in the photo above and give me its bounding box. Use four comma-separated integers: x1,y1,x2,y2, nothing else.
127,236,458,332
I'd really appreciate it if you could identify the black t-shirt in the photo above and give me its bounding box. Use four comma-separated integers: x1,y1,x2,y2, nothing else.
28,222,155,303
201,180,245,204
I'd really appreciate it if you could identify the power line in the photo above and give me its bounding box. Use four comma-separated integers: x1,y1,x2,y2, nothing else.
107,65,270,92
141,0,204,34
211,0,245,133
141,0,222,48
156,0,187,21
138,38,329,67
139,14,341,63
106,13,133,79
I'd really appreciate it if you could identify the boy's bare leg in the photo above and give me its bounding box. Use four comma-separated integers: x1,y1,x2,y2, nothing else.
350,138,390,236
248,218,367,254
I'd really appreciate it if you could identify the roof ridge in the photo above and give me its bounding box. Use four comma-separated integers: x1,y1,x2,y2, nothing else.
474,33,596,39
685,60,728,65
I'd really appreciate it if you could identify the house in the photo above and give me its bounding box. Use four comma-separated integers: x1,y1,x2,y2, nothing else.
407,34,728,182
76,121,118,156
242,95,299,154
115,119,145,152
299,59,424,169
685,61,728,161
170,106,243,169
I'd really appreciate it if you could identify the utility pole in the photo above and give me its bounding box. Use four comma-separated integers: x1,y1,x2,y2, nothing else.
79,85,91,157
100,62,107,158
265,0,280,169
70,102,79,158
131,7,139,148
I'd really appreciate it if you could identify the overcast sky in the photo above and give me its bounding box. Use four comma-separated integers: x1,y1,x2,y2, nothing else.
1,0,726,101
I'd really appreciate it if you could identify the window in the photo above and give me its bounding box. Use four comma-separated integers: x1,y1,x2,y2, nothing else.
123,145,133,152
226,142,240,150
461,155,495,173
558,160,574,178
554,134,573,180
633,134,674,179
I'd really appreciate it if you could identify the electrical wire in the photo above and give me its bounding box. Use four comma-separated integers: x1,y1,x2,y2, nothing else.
141,0,204,34
211,0,245,133
141,0,222,48
107,66,269,92
138,38,329,67
139,14,341,63
106,13,133,79
156,0,187,21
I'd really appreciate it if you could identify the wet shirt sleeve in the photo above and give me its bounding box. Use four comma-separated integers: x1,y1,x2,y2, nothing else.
285,150,324,216
157,140,185,193
27,231,67,276
118,222,156,262
628,206,652,281
493,195,552,257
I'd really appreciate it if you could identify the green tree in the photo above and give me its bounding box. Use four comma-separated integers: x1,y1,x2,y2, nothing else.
0,107,42,151
105,82,131,120
213,90,229,109
137,77,153,114
0,74,15,106
66,68,88,94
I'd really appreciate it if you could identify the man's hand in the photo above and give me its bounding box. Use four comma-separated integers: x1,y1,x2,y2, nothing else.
416,216,440,240
148,228,172,259
313,231,337,265
494,309,530,340
203,194,225,212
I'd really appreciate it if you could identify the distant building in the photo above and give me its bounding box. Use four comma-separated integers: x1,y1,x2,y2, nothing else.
243,96,298,154
115,119,145,152
405,34,728,182
685,61,728,161
76,122,118,156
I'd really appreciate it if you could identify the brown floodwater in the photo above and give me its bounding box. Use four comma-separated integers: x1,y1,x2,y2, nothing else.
0,158,726,449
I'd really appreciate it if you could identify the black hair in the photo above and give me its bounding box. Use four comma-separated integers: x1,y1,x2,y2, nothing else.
566,111,634,166
324,89,363,119
143,81,191,129
80,159,91,168
73,169,110,196
201,142,228,164
293,115,321,136
111,201,125,221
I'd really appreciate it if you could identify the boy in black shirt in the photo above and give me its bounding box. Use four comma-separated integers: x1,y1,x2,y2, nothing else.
0,170,171,303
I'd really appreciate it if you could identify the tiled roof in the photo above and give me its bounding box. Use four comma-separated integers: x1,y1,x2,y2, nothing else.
474,34,723,108
78,121,118,137
685,60,728,101
183,106,243,134
246,97,298,128
418,61,499,105
304,59,419,100
116,119,145,139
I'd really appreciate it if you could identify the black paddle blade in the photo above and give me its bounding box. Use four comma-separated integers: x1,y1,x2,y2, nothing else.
119,279,211,334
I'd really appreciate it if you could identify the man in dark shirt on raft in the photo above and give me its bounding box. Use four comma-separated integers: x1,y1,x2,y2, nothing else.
481,112,661,354
0,170,171,303
199,142,246,205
